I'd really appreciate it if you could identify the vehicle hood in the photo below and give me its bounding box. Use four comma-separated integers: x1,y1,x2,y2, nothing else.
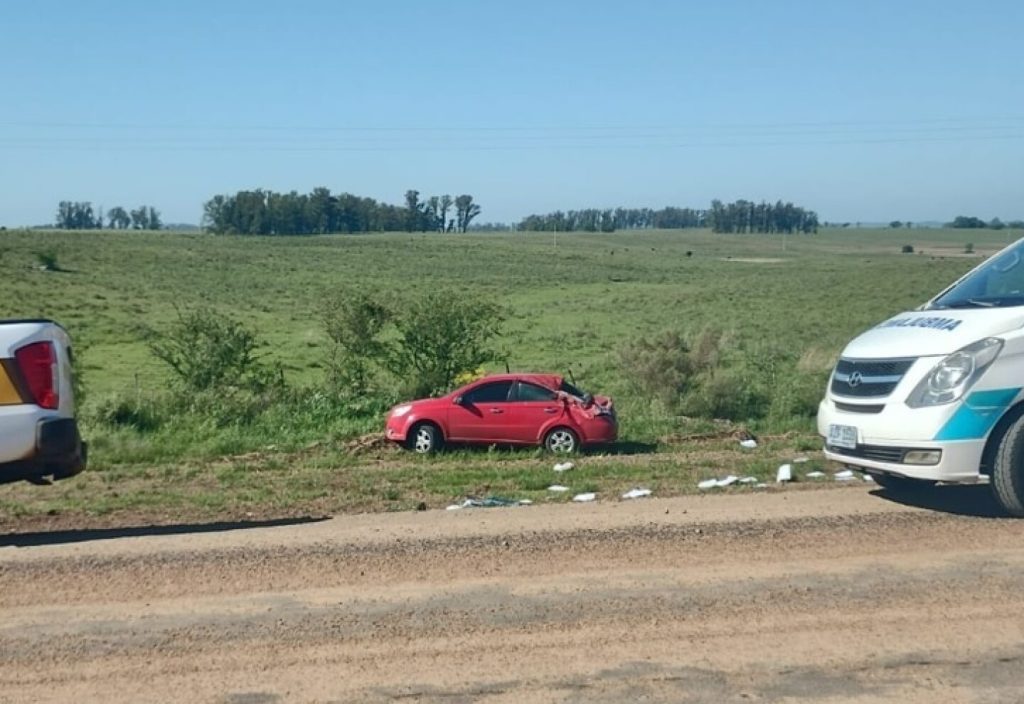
842,309,1024,359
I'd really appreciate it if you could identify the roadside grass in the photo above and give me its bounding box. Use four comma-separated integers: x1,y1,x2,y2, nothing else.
0,432,832,525
0,225,1018,524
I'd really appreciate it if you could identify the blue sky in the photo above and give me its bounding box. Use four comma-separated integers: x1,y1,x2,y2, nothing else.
3,0,1022,226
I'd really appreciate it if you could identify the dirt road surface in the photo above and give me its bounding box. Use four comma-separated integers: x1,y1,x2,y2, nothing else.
3,484,1024,703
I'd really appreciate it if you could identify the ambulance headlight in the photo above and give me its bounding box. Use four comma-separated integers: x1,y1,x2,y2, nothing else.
906,338,1003,408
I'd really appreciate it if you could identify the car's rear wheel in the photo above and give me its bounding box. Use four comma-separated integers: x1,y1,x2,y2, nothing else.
407,423,442,454
870,472,936,493
992,413,1024,516
544,427,579,454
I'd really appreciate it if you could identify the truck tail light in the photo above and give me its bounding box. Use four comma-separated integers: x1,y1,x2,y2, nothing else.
15,341,59,409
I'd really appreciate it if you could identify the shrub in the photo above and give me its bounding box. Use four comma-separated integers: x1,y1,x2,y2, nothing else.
386,292,504,397
901,244,914,254
148,307,280,393
322,290,391,394
35,249,60,271
965,242,975,254
617,328,727,411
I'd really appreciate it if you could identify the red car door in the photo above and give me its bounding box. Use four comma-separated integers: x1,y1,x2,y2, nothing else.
505,381,565,444
447,380,514,443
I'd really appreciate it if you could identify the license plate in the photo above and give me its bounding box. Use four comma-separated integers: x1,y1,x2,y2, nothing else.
828,424,858,450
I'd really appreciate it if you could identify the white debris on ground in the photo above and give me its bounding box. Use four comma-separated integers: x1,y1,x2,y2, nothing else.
834,469,857,481
547,485,570,492
572,492,597,502
793,456,810,463
863,474,875,482
805,471,826,479
445,496,533,510
776,464,793,483
621,488,652,499
698,478,719,490
739,438,758,449
716,475,739,487
739,476,759,484
698,475,760,489
553,462,575,473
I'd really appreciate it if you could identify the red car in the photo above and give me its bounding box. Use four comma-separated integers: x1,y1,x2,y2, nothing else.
385,373,617,454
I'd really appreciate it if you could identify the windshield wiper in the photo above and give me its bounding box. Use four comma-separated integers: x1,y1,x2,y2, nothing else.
939,298,997,309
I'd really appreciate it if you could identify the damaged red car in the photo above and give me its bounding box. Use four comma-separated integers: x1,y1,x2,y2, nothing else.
385,373,617,454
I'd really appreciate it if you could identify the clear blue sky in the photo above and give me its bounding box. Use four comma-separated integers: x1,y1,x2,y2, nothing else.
3,0,1022,226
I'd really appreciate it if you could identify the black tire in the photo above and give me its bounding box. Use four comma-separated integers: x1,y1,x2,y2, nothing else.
870,472,935,493
544,427,579,454
407,422,442,454
992,413,1024,516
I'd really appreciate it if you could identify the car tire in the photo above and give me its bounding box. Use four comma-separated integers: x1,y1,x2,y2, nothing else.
544,427,579,454
870,472,936,493
992,413,1024,517
407,423,442,454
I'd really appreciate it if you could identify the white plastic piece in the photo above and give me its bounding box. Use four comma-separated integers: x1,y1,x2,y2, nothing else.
805,471,825,479
446,504,462,511
739,439,758,449
716,475,739,487
698,478,718,490
863,474,875,482
553,462,575,473
776,464,793,483
834,469,856,481
621,488,652,499
548,484,570,492
739,476,758,484
793,456,810,463
755,483,768,488
519,499,533,505
572,492,597,502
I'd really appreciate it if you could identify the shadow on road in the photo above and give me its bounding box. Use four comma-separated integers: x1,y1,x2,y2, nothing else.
0,515,330,548
870,484,1010,519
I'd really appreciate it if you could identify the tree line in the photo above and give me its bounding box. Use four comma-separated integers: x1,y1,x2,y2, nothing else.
55,201,162,230
516,200,818,234
202,188,481,235
947,215,1024,230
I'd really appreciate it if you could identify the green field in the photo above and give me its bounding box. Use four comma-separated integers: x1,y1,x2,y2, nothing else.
0,226,1017,526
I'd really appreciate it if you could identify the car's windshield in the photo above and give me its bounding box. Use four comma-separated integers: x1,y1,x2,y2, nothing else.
928,240,1024,310
559,380,591,401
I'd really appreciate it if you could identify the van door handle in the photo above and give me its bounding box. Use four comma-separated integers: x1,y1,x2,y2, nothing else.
490,408,503,414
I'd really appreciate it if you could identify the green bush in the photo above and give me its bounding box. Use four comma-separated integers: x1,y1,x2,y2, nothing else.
148,307,281,393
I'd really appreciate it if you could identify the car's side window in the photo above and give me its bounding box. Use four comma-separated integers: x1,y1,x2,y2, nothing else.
464,381,513,404
513,381,557,402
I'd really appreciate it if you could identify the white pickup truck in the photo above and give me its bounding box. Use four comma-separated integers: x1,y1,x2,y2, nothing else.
0,319,86,484
818,237,1024,516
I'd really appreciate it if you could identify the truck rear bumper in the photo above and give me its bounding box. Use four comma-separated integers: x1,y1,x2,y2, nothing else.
0,416,86,483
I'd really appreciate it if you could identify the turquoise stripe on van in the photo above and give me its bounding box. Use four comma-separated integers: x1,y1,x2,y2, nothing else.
933,388,1021,441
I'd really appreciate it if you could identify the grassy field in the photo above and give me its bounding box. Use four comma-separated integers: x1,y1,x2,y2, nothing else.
0,225,1018,526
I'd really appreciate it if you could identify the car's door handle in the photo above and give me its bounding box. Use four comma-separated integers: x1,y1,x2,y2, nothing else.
490,408,503,414
543,408,558,414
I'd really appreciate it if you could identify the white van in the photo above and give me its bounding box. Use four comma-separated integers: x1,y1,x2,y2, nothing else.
818,238,1024,515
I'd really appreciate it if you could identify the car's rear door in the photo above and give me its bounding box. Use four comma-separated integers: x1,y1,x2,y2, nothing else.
505,381,563,443
447,380,514,442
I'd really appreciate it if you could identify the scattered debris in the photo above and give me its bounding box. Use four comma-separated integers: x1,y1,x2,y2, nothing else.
446,496,533,510
755,483,769,489
776,464,793,483
739,476,758,484
805,471,825,479
716,475,739,487
863,474,875,482
793,456,810,463
621,488,652,500
572,492,597,503
739,438,758,449
834,469,857,482
553,461,575,473
548,485,570,492
344,433,394,455
698,478,718,490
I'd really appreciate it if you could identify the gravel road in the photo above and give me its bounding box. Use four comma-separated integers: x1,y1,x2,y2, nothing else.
2,485,1024,703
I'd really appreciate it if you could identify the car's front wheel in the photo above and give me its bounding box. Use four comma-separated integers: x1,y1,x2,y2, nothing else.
544,427,579,454
992,412,1024,516
407,422,442,454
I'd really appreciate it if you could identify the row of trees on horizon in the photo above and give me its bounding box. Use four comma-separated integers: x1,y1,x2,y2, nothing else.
55,201,162,230
202,188,481,235
516,199,819,234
